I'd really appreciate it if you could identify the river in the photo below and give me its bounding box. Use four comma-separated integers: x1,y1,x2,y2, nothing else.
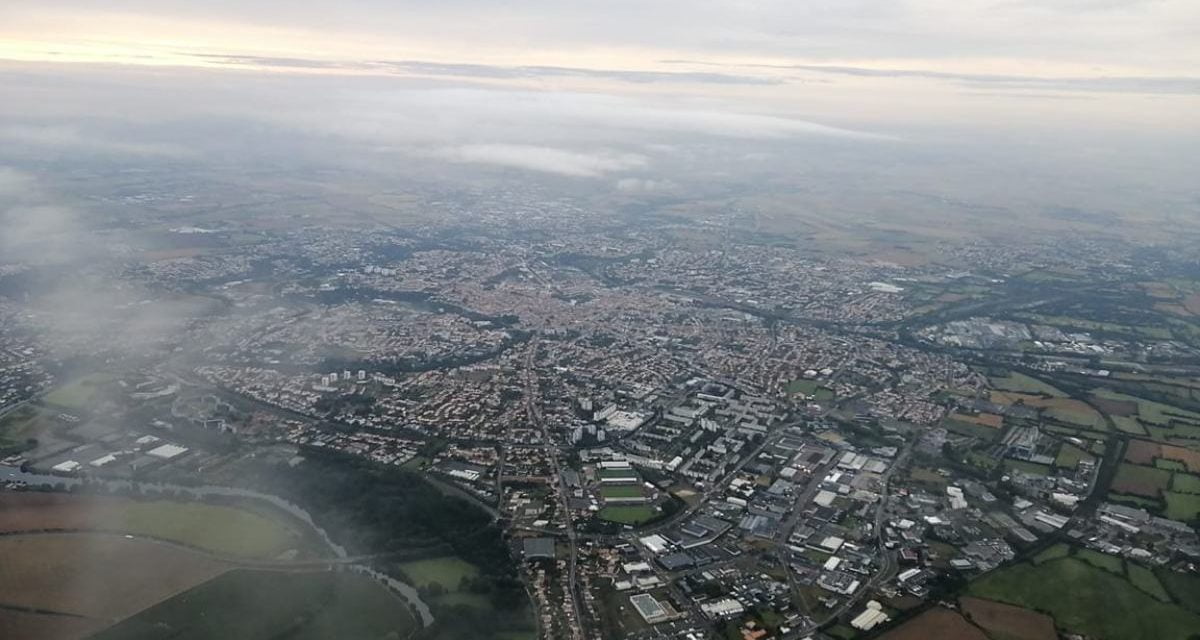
0,467,435,626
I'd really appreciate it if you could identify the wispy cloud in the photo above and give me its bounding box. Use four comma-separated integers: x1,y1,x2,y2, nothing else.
661,60,1200,96
187,53,781,86
436,144,647,177
0,124,189,156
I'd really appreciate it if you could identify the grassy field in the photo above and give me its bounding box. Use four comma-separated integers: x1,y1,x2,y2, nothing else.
90,569,416,640
943,417,1002,441
1095,389,1200,428
43,373,117,410
598,505,658,525
969,554,1200,639
398,556,480,592
0,406,60,450
1075,548,1124,574
1164,491,1200,521
1157,569,1200,615
1032,543,1071,564
1171,472,1200,493
0,533,231,636
990,372,1065,397
1055,443,1095,469
1111,463,1172,498
1127,563,1171,602
0,493,307,559
1003,459,1052,477
787,380,835,401
1157,458,1188,472
599,485,645,499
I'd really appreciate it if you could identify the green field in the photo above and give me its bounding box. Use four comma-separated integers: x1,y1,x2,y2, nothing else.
1172,473,1200,493
1003,458,1051,477
1113,463,1172,497
943,418,1002,441
1127,563,1171,602
1164,492,1200,521
90,569,416,640
100,500,304,559
399,556,480,592
787,379,835,402
990,372,1065,396
1075,548,1123,574
1032,543,1070,564
1055,443,1095,469
43,373,117,410
598,505,658,525
1095,389,1200,427
969,555,1200,640
599,485,645,499
1157,569,1200,615
0,406,56,452
1157,458,1188,472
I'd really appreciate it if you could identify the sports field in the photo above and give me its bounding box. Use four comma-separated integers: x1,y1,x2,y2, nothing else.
598,505,658,525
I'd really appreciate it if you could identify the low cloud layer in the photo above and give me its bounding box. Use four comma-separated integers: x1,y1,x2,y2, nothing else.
438,145,647,177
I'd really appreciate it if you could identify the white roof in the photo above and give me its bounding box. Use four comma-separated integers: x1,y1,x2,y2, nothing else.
89,454,118,467
639,534,669,554
147,443,189,459
52,460,81,472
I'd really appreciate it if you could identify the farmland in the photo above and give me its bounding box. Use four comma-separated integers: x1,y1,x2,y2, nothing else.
968,549,1200,640
90,569,416,640
0,492,310,559
1110,463,1171,498
947,412,1003,429
0,533,231,638
989,373,1065,397
877,607,989,640
0,609,99,640
1164,492,1200,521
960,596,1056,640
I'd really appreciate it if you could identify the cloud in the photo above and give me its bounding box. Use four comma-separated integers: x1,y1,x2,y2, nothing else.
778,64,1200,96
0,166,34,197
615,177,676,193
0,124,189,156
437,144,647,177
188,53,781,86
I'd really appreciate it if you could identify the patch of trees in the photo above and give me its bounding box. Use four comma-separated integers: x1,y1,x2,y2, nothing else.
264,448,525,610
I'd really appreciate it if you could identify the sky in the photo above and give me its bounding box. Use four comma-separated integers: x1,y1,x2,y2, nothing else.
0,1,1198,234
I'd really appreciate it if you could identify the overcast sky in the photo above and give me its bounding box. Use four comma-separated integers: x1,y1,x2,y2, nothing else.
0,1,1197,225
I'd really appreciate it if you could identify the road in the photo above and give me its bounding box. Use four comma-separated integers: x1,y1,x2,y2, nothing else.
522,336,585,640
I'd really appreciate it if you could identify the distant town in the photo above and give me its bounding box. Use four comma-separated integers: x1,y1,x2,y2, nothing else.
2,172,1200,640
